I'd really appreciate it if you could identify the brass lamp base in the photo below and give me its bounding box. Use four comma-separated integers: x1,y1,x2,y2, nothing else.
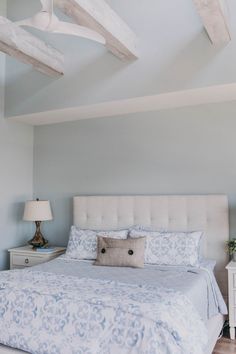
28,221,48,249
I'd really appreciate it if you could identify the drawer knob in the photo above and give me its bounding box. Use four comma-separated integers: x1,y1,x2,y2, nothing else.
25,258,29,264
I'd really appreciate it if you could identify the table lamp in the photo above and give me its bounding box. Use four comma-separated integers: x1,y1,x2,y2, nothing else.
23,199,53,248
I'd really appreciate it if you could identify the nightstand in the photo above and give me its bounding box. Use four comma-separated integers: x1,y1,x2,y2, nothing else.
226,261,236,340
8,246,66,270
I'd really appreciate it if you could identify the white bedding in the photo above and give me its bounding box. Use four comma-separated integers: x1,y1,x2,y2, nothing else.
34,256,227,322
0,257,227,354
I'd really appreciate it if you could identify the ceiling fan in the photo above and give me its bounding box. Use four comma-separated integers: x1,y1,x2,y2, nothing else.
16,0,106,45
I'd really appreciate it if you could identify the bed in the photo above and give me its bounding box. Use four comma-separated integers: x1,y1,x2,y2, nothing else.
0,195,229,354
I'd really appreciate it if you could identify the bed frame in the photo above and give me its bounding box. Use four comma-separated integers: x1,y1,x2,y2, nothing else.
0,195,229,354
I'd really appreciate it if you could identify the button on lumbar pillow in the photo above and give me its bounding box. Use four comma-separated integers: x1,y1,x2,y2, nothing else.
94,236,145,268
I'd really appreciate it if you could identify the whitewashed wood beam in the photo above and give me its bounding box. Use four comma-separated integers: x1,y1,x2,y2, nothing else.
193,0,231,44
0,16,64,76
8,83,236,126
54,0,138,60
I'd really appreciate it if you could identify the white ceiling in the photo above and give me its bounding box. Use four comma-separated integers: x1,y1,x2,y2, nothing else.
4,0,236,125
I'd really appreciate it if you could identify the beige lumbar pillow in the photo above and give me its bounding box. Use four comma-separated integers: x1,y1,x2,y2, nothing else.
94,236,145,268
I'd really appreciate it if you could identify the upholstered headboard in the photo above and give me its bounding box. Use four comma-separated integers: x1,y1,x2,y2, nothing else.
73,195,229,298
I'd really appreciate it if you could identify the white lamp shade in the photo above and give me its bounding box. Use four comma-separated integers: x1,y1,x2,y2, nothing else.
23,200,53,221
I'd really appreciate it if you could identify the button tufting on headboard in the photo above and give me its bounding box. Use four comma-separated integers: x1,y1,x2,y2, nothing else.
73,195,229,299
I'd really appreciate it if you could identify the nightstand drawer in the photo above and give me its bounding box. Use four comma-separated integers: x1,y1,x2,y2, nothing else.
9,246,66,270
12,254,45,267
234,273,236,288
226,262,236,339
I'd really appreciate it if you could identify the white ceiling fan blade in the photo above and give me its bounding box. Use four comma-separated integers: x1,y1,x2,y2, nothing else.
16,0,53,30
51,21,106,44
16,17,37,28
16,12,52,31
15,0,105,45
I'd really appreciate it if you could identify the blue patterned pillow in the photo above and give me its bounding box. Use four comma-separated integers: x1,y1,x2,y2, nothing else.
129,229,203,267
128,225,164,232
66,226,128,260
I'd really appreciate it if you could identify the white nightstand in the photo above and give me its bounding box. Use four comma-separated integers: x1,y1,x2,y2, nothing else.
8,246,66,270
226,261,236,340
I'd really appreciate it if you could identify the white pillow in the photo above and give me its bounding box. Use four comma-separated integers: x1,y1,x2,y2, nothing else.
129,229,203,267
65,226,128,260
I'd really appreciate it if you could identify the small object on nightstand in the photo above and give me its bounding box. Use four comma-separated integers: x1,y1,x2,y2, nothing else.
35,247,56,253
227,239,236,262
226,261,236,340
8,246,66,270
23,198,53,248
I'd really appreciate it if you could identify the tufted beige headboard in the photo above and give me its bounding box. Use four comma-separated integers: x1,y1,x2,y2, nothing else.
73,195,229,299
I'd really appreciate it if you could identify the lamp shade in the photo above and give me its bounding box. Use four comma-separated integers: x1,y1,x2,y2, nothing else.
23,200,53,221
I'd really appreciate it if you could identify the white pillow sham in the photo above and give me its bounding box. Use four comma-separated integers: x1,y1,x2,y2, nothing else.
65,226,128,260
129,229,203,267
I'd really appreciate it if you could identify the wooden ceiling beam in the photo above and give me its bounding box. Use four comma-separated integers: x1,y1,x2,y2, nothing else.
54,0,138,60
0,16,64,77
8,83,236,126
193,0,231,44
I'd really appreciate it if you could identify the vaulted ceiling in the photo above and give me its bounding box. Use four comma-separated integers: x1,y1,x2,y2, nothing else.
2,0,236,125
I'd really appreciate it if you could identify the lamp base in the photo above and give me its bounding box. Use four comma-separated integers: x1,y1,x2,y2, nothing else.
28,221,48,249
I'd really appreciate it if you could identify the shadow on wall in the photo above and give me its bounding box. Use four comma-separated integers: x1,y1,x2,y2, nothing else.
6,201,32,246
63,51,133,107
35,195,74,247
229,195,236,240
5,46,131,117
4,60,59,117
0,79,4,103
141,30,228,95
9,201,25,223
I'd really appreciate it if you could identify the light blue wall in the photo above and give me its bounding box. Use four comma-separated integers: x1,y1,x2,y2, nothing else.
5,0,236,117
4,0,236,252
34,104,236,246
0,1,34,269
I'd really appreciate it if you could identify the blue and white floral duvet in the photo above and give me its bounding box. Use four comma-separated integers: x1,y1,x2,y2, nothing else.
0,267,209,354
